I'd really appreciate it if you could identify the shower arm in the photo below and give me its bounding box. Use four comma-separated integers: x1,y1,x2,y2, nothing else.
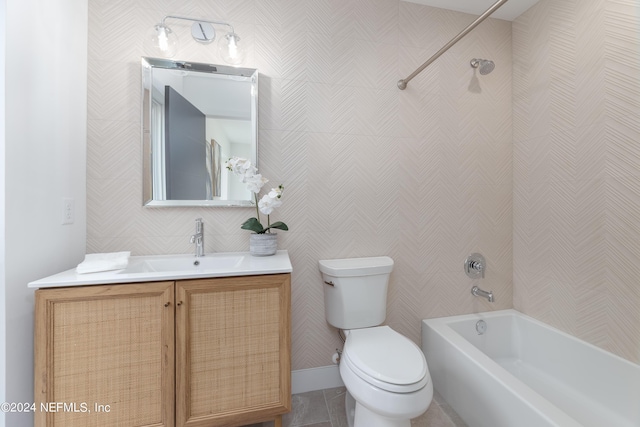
397,0,509,90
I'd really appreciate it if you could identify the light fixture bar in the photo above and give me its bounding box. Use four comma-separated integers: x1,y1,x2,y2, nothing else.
160,15,235,33
149,15,245,64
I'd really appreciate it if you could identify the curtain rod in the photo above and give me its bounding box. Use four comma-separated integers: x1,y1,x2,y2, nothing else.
397,0,510,90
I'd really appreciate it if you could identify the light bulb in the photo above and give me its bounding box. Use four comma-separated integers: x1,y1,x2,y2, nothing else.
218,32,245,65
158,27,169,51
228,37,238,59
146,24,179,58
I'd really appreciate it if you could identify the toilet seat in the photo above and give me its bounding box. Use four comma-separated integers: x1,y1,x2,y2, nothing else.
342,326,429,393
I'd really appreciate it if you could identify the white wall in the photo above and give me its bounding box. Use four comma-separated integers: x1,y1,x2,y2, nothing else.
0,0,6,425
87,0,513,371
4,0,87,425
513,0,640,363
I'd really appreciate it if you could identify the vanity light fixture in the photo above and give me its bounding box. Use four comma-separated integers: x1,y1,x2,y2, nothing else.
148,15,245,65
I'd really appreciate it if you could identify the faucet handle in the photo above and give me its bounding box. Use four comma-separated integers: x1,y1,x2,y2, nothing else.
195,218,203,233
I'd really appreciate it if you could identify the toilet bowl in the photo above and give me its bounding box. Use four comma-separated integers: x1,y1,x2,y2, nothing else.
319,257,433,427
340,326,432,427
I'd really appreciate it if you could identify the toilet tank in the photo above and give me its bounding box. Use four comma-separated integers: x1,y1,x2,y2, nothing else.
318,256,394,330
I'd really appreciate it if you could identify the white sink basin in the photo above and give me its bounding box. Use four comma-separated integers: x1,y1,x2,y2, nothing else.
122,254,245,274
28,251,293,288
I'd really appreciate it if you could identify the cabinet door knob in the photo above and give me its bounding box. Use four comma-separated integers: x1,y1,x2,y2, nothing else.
176,301,183,306
164,302,171,307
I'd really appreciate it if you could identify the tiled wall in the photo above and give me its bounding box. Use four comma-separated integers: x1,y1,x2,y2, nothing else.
87,0,512,370
513,0,640,363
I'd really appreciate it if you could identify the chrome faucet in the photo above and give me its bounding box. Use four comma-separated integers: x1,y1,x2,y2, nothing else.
190,218,204,257
471,286,494,303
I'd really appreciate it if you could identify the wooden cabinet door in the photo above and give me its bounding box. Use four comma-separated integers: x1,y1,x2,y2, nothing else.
176,274,291,427
34,282,175,427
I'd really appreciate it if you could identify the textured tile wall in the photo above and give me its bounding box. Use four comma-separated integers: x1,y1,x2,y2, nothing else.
513,0,640,363
87,0,513,370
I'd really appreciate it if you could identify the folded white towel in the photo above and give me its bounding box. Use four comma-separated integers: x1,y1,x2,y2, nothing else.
76,251,131,274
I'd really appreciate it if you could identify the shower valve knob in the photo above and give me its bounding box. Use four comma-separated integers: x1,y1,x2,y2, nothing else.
469,260,483,271
464,253,486,279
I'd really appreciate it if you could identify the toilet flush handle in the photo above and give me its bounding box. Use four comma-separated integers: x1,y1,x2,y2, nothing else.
324,280,335,287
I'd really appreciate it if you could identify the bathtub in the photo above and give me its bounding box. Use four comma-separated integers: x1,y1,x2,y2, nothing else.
421,309,640,427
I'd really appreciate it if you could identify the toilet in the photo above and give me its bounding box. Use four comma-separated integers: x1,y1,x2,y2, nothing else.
318,256,433,427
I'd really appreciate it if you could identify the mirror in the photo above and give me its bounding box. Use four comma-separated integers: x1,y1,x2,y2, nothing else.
141,57,258,207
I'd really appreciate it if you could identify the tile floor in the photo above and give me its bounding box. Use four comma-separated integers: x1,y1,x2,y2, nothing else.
247,387,467,427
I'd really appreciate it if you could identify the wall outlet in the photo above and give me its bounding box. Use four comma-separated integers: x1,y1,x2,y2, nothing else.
62,198,75,225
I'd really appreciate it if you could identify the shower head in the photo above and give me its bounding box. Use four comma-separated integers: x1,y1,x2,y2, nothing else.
470,58,495,75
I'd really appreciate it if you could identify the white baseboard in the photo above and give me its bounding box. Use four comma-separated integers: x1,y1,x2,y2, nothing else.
291,365,344,394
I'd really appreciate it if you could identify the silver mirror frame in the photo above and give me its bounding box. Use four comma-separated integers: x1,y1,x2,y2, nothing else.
141,57,258,207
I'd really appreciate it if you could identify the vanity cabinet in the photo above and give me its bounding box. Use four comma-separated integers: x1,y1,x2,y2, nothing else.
34,274,291,427
176,275,291,426
34,281,175,427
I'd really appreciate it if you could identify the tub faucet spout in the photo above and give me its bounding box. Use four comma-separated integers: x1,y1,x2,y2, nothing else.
471,285,494,302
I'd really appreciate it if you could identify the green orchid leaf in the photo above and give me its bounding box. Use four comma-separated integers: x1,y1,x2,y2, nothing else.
269,221,289,231
241,217,265,233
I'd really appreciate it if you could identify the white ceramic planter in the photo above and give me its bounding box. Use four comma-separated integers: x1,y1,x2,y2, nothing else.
249,233,278,256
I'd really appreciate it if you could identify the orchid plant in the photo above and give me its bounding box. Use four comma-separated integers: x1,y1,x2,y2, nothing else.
225,157,289,234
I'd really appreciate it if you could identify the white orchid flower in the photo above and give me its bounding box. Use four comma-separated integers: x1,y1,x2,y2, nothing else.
268,185,284,199
225,157,245,173
226,157,256,179
226,157,288,234
244,173,268,193
258,193,283,215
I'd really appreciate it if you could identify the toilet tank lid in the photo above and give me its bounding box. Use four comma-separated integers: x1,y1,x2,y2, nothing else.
318,256,394,277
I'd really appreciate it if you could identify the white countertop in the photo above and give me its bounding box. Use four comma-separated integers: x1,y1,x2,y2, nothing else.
28,250,292,289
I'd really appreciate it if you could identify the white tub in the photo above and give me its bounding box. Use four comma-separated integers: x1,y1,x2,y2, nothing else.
421,309,640,427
